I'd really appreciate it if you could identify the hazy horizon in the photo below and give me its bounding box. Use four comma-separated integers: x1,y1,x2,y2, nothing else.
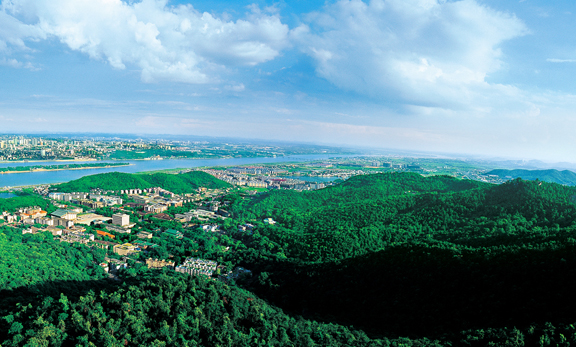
1,0,576,162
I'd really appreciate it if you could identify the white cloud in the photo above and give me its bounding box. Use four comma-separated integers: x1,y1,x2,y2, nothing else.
547,58,576,63
0,8,45,67
1,0,291,83
293,0,528,108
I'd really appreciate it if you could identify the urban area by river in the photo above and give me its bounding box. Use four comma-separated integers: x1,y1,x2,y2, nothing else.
0,154,347,188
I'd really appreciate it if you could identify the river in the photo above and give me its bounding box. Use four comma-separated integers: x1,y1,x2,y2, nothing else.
0,154,353,187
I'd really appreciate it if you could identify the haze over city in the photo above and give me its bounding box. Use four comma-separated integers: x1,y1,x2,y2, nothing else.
1,0,576,161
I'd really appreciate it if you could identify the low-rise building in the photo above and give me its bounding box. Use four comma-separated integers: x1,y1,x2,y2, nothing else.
35,217,54,226
201,224,219,232
175,257,217,277
105,224,131,234
51,209,77,220
153,213,173,221
136,231,153,239
75,213,112,225
113,243,140,256
46,226,63,236
92,240,118,250
145,204,168,214
146,258,174,269
60,232,93,244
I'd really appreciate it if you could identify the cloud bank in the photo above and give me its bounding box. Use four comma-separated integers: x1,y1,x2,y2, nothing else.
0,0,528,95
1,0,290,82
294,0,528,108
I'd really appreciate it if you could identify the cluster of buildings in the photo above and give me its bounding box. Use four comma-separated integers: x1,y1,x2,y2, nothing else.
48,192,123,209
117,187,193,216
0,202,134,240
202,168,327,191
45,185,195,221
0,134,342,162
176,257,218,277
0,207,49,225
0,135,116,161
174,200,229,222
226,166,287,175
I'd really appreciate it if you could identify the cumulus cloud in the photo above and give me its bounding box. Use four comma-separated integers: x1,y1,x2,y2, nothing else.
293,0,528,108
0,8,45,67
1,0,290,83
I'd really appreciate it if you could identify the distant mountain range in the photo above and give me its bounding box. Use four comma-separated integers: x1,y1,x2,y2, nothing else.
485,168,576,185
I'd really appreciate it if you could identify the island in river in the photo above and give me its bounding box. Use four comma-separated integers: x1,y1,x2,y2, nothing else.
0,162,130,174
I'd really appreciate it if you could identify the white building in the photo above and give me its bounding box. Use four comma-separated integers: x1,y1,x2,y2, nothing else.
112,213,130,226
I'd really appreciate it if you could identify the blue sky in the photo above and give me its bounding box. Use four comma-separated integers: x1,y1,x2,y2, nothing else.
1,0,576,162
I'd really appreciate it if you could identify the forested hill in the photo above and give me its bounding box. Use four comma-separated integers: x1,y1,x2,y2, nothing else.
234,172,490,220
232,175,576,261
485,168,576,185
226,173,576,343
52,171,230,193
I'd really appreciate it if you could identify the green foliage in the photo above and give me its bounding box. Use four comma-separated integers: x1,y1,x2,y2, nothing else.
231,172,493,261
0,227,106,291
0,271,413,346
53,171,230,193
0,193,50,213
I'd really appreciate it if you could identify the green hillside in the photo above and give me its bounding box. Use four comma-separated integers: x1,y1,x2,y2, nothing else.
52,171,230,193
231,172,494,261
0,227,106,291
0,193,50,213
486,168,576,185
224,173,576,343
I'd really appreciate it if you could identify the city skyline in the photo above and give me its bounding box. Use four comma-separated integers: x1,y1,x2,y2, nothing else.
1,0,576,162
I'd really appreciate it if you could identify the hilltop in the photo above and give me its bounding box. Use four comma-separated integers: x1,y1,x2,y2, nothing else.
52,171,231,193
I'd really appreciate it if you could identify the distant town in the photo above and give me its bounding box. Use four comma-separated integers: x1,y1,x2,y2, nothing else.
0,134,353,161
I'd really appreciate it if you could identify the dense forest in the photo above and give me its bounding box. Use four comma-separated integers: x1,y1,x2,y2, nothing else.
1,271,426,346
0,226,106,291
3,172,576,345
225,173,576,344
52,171,231,193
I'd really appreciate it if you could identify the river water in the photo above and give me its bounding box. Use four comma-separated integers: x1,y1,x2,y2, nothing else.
0,154,352,187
